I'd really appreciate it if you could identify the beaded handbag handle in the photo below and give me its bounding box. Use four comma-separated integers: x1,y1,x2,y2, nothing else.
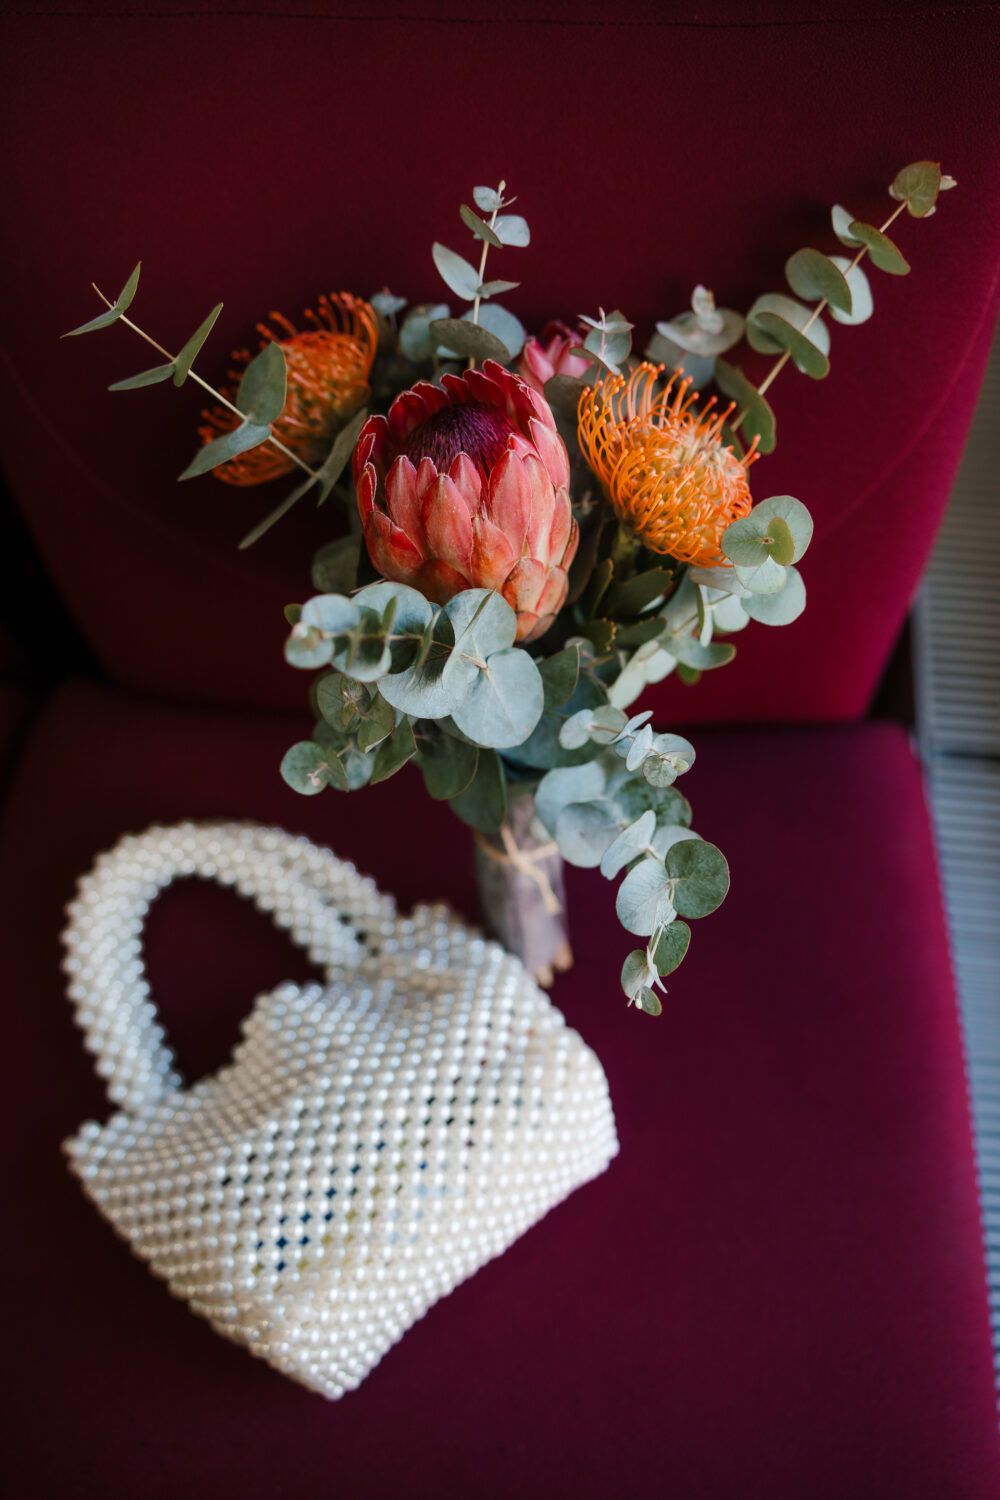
62,822,395,1114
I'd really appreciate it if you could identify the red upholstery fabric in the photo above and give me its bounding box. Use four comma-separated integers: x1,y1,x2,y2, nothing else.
2,680,997,1496
1,3,999,718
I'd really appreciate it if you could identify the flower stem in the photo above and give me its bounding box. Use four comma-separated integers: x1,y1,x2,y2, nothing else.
468,180,505,368
92,285,319,480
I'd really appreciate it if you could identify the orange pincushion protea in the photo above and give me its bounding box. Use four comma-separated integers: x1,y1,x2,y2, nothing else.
200,293,377,485
577,363,758,567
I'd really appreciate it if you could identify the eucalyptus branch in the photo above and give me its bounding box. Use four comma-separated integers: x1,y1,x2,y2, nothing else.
753,199,907,404
91,284,318,481
469,179,505,334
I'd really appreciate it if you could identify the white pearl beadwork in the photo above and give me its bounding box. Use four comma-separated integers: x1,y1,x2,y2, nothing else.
62,822,619,1399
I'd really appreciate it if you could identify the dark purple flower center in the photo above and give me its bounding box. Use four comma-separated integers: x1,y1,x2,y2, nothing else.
401,400,516,481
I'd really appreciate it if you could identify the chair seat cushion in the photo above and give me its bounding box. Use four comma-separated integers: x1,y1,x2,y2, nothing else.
2,681,997,1497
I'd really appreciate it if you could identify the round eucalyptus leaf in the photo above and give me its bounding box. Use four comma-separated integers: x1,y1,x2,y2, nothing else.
637,987,663,1016
285,626,333,670
493,213,530,247
665,635,737,671
432,242,480,301
712,358,777,455
748,308,830,379
354,581,433,671
751,495,813,560
606,771,692,829
711,594,751,632
666,839,730,919
785,248,853,314
451,647,544,748
624,722,655,772
559,707,597,750
448,748,508,833
734,556,788,595
379,612,476,719
418,730,479,800
621,949,655,1000
535,761,608,836
600,810,656,879
399,303,450,362
831,204,863,247
890,160,943,217
432,317,510,363
741,565,806,625
651,825,700,859
329,605,393,683
651,920,691,975
847,221,910,276
463,302,526,359
280,741,335,796
616,857,677,937
445,588,517,659
826,257,874,327
746,294,830,358
301,595,360,634
555,800,621,868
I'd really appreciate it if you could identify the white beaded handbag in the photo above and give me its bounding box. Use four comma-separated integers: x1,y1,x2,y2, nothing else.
62,822,618,1398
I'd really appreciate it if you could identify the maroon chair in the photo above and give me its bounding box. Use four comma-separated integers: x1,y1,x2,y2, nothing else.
2,3,999,1495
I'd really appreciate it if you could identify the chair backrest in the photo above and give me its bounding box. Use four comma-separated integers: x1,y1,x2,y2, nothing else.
2,0,998,723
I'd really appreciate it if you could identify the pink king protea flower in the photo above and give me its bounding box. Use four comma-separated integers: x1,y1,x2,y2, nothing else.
353,359,579,643
517,319,592,396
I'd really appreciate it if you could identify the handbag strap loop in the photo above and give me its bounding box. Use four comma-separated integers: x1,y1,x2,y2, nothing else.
62,822,395,1114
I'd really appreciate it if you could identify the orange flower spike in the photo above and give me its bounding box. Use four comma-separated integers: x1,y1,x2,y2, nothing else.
578,362,759,568
199,293,378,486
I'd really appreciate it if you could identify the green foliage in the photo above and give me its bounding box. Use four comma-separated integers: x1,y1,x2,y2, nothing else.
651,921,691,975
432,242,481,301
747,300,830,379
847,221,910,276
890,160,952,218
431,317,510,363
464,303,526,358
236,341,287,425
538,645,581,708
741,565,806,625
63,261,142,337
419,724,479,799
665,838,729,918
179,419,272,481
826,257,874,327
312,536,361,594
370,718,417,784
452,646,544,748
280,740,341,795
108,363,175,391
459,203,503,248
713,359,777,454
173,303,223,385
493,214,530,247
785,249,853,314
448,748,508,832
399,302,450,361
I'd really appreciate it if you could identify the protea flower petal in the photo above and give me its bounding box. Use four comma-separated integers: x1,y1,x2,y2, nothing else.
354,359,577,642
471,515,518,591
366,511,424,582
422,474,473,578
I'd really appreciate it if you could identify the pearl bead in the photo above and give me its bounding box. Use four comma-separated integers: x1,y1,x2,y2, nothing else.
62,820,619,1400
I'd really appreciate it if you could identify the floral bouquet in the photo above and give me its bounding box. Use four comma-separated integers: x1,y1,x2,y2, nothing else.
65,162,953,1011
